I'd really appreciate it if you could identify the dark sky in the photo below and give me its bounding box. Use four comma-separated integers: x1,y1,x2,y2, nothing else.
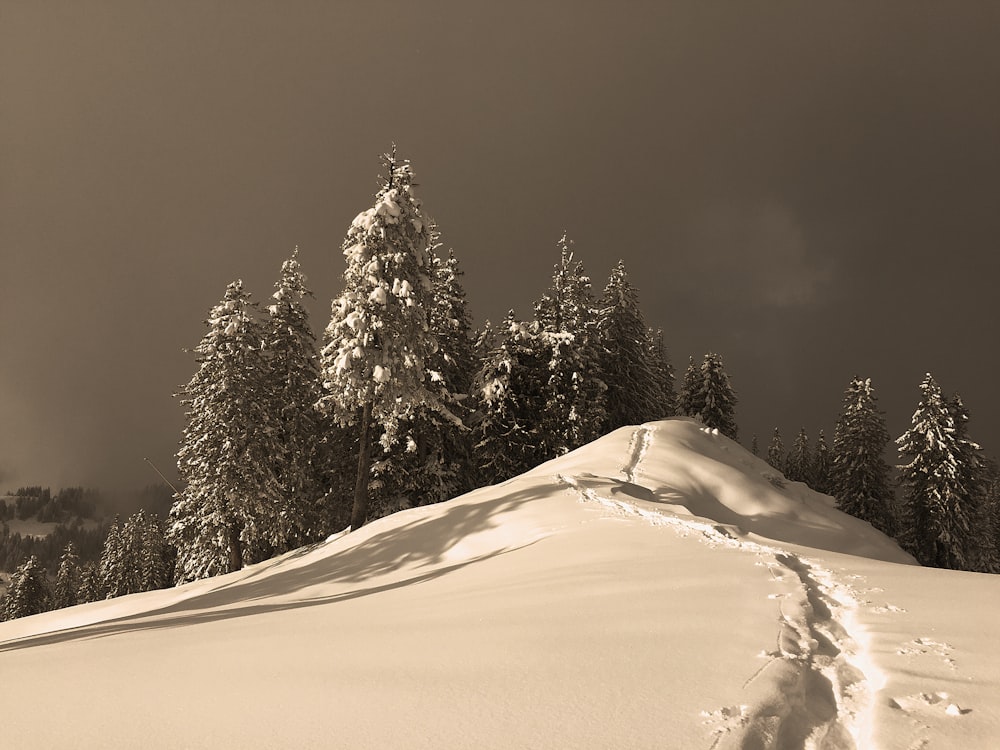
2,2,1000,491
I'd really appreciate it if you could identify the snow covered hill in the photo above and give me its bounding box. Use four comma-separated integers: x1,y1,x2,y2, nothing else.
1,419,997,749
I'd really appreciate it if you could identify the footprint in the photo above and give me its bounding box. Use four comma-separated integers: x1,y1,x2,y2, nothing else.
889,691,972,717
700,705,750,747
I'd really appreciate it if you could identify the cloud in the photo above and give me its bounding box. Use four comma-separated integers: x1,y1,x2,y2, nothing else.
681,198,834,309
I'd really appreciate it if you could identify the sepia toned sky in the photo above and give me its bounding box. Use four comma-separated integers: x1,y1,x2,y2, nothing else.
2,2,999,491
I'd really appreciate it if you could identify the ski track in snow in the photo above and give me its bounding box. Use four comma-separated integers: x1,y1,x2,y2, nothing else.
558,424,885,750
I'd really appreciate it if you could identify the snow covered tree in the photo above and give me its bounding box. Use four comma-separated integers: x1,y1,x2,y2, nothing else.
946,394,993,572
979,459,1000,573
831,377,895,536
750,434,760,457
370,239,477,517
77,562,102,604
102,511,173,596
767,428,785,471
696,353,738,440
258,248,326,550
646,328,676,419
473,312,549,484
677,357,701,419
2,556,49,620
170,280,281,580
318,150,451,531
53,542,82,610
533,235,606,454
597,261,658,430
785,428,813,484
897,374,978,569
812,430,832,495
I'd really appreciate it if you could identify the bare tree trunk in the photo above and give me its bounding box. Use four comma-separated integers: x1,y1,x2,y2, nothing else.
350,401,374,531
227,520,243,573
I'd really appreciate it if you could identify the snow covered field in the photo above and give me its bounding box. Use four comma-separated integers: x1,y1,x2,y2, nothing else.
0,419,997,749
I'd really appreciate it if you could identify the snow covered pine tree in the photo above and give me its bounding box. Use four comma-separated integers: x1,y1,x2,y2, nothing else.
532,235,606,456
170,280,284,580
897,374,980,570
597,260,659,431
318,149,453,531
831,377,895,537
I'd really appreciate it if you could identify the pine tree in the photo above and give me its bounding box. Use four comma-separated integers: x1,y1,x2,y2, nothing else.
99,516,133,598
473,312,549,484
947,394,992,572
2,556,49,620
979,459,1000,573
750,434,760,457
767,428,785,471
258,248,326,551
318,150,449,531
597,261,658,430
170,279,281,580
646,328,676,419
812,430,832,495
697,353,738,440
785,428,813,484
831,377,895,536
77,562,102,603
677,357,701,419
101,511,173,596
53,542,82,610
897,374,977,569
370,239,477,517
533,235,606,454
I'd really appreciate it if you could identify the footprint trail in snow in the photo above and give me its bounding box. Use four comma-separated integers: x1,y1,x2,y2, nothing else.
557,424,882,750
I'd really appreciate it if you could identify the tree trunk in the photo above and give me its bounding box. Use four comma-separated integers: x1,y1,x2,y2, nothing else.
227,520,244,573
350,401,374,531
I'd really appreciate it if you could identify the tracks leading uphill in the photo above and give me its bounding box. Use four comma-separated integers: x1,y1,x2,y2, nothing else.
556,423,877,750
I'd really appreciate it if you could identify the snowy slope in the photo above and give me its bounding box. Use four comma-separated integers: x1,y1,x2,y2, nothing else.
0,419,997,750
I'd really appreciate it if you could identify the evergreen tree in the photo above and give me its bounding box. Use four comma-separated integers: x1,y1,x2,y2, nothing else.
170,280,281,580
979,459,1000,573
53,542,82,610
318,150,449,531
2,556,49,620
767,428,785,471
473,312,549,484
947,394,992,572
750,434,759,457
677,357,701,419
102,511,173,597
697,353,738,440
597,260,658,430
258,248,326,552
831,377,895,536
370,239,477,517
812,430,832,495
533,235,606,454
897,374,977,569
646,328,676,419
77,562,102,604
785,428,813,484
99,516,133,598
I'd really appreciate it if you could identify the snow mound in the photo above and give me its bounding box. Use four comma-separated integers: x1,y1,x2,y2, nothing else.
2,419,997,750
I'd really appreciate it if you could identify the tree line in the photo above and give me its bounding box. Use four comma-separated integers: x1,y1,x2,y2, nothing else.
756,376,1000,573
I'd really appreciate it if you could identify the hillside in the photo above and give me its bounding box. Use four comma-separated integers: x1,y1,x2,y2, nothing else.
0,419,997,749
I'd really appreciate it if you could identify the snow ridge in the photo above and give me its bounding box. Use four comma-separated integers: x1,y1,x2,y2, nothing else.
560,424,878,750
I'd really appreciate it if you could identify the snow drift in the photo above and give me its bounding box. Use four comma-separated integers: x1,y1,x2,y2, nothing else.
1,419,997,749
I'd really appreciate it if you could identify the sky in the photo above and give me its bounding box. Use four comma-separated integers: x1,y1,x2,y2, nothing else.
2,2,999,492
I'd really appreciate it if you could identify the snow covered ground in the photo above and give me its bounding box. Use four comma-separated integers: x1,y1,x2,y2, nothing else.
0,419,997,749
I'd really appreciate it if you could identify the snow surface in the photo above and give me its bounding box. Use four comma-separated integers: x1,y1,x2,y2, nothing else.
1,418,998,749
